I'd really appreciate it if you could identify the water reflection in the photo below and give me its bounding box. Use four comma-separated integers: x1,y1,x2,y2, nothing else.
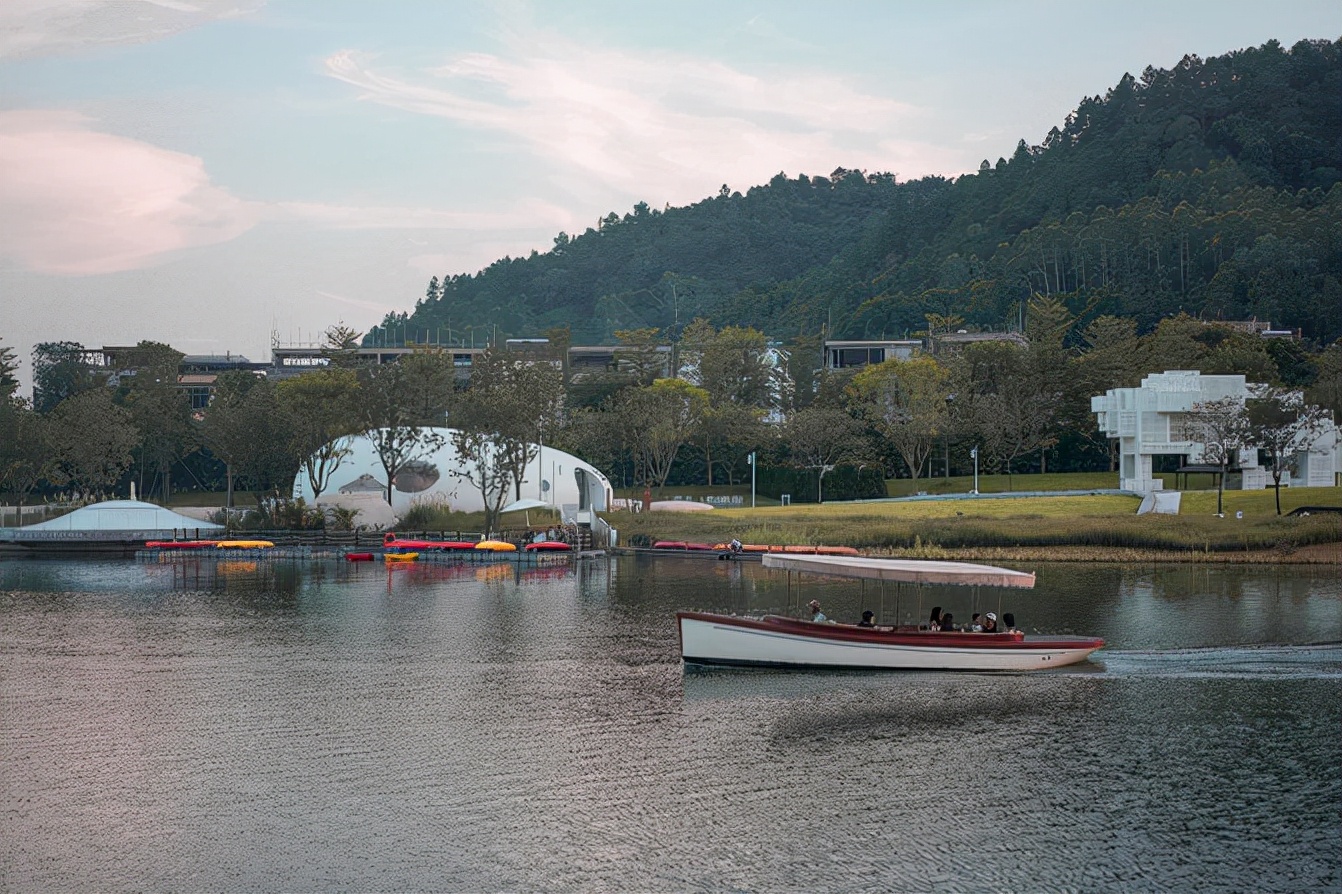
1,554,1339,893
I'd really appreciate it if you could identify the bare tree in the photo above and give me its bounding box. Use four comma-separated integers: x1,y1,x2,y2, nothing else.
360,363,445,507
785,406,868,503
447,349,565,533
1247,388,1331,515
1186,396,1253,516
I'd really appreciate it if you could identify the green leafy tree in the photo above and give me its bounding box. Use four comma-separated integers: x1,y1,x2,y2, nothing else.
617,379,709,493
114,342,194,502
0,338,20,400
31,341,95,413
612,328,669,386
397,350,457,426
1305,342,1342,419
46,389,138,496
0,399,47,507
277,368,362,499
201,372,297,508
322,322,365,368
683,320,776,408
850,357,952,481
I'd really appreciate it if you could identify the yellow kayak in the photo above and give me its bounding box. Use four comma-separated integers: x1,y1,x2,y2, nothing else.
474,540,517,552
384,552,419,562
216,540,275,549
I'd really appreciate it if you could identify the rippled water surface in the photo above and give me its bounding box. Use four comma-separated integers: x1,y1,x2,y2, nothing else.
2,556,1339,893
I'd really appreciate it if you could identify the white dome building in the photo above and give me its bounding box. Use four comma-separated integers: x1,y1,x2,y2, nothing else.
293,428,613,522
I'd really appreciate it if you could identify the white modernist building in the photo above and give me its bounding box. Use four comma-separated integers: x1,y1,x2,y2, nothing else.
293,428,613,522
1091,370,1339,493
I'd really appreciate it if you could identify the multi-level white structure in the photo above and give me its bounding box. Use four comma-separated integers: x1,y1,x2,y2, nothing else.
1091,370,1338,493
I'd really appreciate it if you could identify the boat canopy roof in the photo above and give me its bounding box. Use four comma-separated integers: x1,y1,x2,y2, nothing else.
761,554,1035,589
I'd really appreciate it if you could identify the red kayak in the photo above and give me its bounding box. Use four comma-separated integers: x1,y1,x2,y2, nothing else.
345,552,375,562
524,541,571,551
145,540,218,549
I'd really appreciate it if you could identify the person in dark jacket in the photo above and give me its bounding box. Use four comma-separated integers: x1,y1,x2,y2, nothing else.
857,610,876,627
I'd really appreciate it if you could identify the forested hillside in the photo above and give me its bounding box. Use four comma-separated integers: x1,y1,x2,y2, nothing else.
392,38,1341,347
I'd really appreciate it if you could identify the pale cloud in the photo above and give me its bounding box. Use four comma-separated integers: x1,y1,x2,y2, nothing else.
0,110,573,278
274,198,575,232
323,36,952,207
0,110,259,274
0,0,265,59
313,289,396,315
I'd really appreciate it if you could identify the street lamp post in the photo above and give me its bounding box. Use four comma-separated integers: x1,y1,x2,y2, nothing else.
970,446,979,495
748,451,756,508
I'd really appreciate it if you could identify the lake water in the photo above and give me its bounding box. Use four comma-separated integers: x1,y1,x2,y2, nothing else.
1,555,1339,893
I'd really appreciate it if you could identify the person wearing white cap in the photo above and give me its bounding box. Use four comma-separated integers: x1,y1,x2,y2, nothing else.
981,611,999,633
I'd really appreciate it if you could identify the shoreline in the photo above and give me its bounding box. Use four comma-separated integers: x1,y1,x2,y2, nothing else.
863,542,1340,565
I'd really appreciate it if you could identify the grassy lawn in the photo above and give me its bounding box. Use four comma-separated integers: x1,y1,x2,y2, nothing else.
619,471,1249,501
606,486,1341,555
883,471,1119,496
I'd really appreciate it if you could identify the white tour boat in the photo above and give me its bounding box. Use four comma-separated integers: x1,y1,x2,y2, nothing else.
677,554,1104,672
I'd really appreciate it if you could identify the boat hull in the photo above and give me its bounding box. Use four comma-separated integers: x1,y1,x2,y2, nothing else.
678,612,1103,672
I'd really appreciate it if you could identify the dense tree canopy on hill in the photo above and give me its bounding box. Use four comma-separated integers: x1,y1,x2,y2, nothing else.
392,38,1340,348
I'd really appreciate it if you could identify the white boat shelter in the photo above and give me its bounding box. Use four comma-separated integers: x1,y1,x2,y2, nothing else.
1,500,223,542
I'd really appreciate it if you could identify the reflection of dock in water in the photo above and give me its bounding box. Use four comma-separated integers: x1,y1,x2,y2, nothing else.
138,545,601,564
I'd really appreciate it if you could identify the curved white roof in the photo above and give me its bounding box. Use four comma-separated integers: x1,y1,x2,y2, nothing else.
294,428,612,515
20,500,223,532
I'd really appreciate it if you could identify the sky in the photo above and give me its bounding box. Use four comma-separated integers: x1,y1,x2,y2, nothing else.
1,0,1339,391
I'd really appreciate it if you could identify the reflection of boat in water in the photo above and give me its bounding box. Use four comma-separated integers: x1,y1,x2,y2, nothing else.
678,555,1104,672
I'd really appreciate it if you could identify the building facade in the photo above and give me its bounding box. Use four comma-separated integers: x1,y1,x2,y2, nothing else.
1091,370,1339,493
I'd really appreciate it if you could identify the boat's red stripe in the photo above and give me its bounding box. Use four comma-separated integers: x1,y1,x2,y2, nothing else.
676,611,1103,651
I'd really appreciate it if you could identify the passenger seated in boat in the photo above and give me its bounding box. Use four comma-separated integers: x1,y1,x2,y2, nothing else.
1004,612,1018,633
926,606,942,631
808,600,827,622
939,612,955,631
981,612,999,633
857,610,875,628
969,612,982,631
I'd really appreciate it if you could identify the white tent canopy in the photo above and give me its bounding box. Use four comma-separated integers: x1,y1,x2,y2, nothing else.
18,500,223,532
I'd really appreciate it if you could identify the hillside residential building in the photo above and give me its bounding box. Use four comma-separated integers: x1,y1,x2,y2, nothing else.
822,339,923,370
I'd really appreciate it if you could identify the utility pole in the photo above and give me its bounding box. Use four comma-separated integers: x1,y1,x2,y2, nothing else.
748,451,756,508
971,446,979,495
